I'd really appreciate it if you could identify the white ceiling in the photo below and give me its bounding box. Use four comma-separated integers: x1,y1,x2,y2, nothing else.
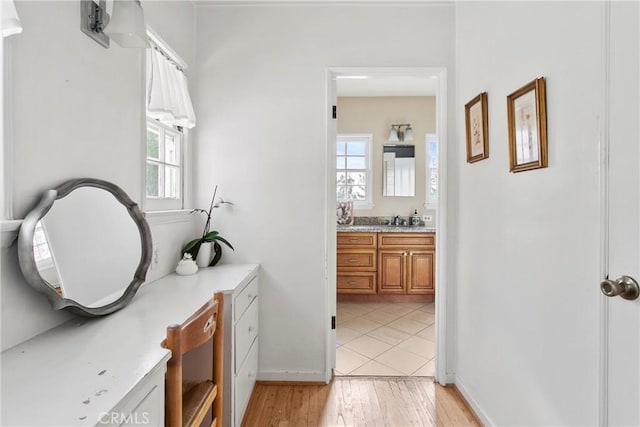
336,75,438,97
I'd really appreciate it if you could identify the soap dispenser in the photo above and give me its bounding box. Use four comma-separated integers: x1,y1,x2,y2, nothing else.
411,209,420,226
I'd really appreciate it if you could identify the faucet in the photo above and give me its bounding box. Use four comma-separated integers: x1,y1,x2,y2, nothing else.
393,215,400,226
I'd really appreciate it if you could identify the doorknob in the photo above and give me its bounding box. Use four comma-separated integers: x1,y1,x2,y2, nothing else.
600,276,640,300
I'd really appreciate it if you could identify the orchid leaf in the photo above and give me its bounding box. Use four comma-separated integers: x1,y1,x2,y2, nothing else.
212,235,234,251
209,242,222,267
203,231,220,241
182,238,202,254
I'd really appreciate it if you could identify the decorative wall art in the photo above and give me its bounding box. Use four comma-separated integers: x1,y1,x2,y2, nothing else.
465,92,489,163
507,77,548,172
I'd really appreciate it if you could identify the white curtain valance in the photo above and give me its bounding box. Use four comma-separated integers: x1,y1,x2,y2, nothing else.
147,48,196,129
2,0,23,37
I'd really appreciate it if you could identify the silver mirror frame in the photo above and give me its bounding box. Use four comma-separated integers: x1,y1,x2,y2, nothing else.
17,178,152,317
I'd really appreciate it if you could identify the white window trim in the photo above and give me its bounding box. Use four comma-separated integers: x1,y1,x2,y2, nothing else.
337,133,374,210
425,133,438,210
144,209,192,226
144,118,185,211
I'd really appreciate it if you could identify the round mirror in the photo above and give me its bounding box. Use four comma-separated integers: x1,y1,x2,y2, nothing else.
18,178,152,317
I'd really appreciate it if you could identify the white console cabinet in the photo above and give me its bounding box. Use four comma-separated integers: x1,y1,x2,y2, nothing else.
0,264,259,427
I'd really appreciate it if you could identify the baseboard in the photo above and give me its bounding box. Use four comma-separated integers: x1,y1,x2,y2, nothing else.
257,370,326,382
444,372,456,384
454,375,494,426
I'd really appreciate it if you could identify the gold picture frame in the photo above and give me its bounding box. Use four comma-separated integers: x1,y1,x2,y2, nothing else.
465,92,489,163
507,77,548,172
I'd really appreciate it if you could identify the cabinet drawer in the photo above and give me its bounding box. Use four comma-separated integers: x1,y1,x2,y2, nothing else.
234,275,258,322
235,298,259,372
337,249,376,271
337,232,377,248
378,233,435,249
234,338,259,427
337,273,376,294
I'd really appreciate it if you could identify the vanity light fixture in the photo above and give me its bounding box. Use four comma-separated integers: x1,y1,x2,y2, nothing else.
80,0,149,49
388,123,414,142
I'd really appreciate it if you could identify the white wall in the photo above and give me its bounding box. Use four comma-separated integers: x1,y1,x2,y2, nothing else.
337,96,437,221
195,3,455,380
454,2,603,424
1,0,197,351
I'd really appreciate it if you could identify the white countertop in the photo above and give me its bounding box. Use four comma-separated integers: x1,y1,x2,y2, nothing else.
1,264,259,427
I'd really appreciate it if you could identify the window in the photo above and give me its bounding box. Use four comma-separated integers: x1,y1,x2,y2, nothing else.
337,134,373,209
144,28,196,212
146,120,182,202
425,134,438,209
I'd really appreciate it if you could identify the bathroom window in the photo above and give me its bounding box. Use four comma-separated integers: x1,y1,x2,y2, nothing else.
144,28,195,212
425,134,438,209
337,134,373,209
146,120,183,206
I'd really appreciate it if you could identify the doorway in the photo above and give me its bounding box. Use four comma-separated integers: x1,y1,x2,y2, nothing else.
325,67,449,383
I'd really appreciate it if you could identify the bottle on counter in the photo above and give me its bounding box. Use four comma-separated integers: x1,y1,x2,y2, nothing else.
411,209,420,226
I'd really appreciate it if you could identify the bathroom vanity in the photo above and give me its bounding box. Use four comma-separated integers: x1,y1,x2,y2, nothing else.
337,226,435,301
0,264,259,427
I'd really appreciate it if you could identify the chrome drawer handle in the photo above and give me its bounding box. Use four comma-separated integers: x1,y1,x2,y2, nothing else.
348,259,359,263
348,281,358,285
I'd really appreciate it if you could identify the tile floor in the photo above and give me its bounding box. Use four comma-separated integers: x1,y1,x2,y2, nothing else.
335,301,436,376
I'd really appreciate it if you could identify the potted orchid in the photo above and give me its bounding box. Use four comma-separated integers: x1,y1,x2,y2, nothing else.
181,185,234,267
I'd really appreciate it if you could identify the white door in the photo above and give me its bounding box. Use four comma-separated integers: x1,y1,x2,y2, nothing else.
602,1,639,425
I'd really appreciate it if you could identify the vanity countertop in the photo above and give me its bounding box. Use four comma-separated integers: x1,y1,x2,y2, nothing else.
0,263,259,427
337,225,436,233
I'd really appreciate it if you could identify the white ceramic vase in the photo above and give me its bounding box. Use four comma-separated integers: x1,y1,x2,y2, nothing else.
196,241,213,268
175,253,198,276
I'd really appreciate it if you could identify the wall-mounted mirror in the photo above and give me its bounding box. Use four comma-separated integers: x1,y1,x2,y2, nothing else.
18,178,152,317
383,145,416,197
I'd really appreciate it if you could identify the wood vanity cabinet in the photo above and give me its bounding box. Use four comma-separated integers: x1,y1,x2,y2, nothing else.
378,233,435,295
337,232,377,294
337,231,435,298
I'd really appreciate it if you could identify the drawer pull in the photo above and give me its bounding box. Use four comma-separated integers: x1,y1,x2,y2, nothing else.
348,259,359,263
247,293,253,299
248,325,254,333
348,281,358,285
349,239,359,242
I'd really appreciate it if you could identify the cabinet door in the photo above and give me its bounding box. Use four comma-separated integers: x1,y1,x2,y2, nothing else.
407,250,434,294
378,250,406,293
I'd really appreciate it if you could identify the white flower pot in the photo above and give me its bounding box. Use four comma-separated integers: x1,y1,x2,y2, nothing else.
196,242,212,268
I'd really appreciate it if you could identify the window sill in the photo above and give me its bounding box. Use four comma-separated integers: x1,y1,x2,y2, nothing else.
1,220,23,248
144,209,193,226
354,203,374,210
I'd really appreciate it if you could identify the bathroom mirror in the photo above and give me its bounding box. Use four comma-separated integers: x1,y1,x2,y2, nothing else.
18,178,152,317
383,145,416,197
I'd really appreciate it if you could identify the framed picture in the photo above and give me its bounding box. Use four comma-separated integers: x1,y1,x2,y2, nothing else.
465,92,489,163
507,77,548,172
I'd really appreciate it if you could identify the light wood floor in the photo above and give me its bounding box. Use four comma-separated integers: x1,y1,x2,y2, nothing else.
241,377,482,426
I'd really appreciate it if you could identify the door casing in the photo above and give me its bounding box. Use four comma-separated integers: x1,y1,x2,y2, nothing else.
324,67,449,383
